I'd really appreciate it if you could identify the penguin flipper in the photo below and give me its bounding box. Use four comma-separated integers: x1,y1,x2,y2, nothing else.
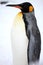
28,26,41,62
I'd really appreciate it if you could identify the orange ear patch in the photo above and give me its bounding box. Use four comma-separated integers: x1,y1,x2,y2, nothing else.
29,6,34,12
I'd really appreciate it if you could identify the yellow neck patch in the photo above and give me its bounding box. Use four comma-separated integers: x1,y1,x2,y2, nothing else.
13,12,25,31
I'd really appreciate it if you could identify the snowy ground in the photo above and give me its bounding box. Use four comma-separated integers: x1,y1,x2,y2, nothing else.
0,0,43,65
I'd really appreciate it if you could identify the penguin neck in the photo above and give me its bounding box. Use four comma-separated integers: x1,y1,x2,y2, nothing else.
23,11,35,25
23,11,34,16
22,11,35,32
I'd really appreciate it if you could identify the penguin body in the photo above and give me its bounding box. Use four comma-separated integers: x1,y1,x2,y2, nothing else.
6,2,41,65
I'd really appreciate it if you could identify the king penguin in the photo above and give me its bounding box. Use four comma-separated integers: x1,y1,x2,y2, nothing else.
6,2,41,65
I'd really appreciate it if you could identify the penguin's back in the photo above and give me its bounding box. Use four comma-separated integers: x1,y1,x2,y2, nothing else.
11,12,28,65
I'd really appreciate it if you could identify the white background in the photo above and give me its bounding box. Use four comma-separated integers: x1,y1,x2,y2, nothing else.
0,0,43,65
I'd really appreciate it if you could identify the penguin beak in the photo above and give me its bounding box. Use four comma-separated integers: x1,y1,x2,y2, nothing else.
6,4,22,9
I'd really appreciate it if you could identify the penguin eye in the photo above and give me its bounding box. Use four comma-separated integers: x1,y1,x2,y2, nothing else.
29,6,34,12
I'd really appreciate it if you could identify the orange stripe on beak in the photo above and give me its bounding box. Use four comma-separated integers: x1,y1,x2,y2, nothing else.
15,6,22,9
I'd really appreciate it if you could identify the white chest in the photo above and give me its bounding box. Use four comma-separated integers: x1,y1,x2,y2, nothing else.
11,12,28,65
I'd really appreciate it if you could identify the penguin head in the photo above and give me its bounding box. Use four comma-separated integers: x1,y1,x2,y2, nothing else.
6,2,34,13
